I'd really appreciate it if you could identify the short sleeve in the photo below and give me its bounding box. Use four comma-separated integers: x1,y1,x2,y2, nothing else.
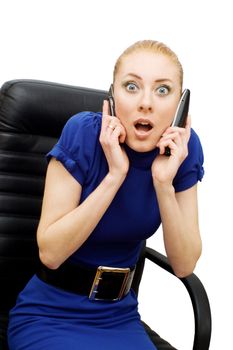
46,112,101,185
173,129,204,192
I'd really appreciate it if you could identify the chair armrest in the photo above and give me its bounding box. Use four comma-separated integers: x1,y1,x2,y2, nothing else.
145,247,211,350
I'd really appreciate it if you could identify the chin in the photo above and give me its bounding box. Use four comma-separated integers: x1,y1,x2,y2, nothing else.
125,139,157,153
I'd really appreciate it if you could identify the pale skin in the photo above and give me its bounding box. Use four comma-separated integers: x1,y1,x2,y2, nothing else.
37,50,202,277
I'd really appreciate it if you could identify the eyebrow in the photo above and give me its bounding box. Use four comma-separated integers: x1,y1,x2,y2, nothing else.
123,73,173,83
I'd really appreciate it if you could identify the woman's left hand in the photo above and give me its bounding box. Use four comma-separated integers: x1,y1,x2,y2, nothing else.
151,117,191,185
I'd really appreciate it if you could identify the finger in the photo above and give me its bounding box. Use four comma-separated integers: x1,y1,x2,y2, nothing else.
161,130,184,142
105,123,116,138
172,131,187,151
118,125,127,143
104,120,126,143
107,125,125,146
102,99,109,117
101,101,115,133
157,134,173,147
184,115,191,134
158,131,182,154
162,125,186,136
185,115,191,128
184,115,191,141
158,139,177,155
101,100,109,129
105,118,119,133
111,125,122,141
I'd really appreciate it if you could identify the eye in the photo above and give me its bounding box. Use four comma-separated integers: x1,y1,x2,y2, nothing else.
124,82,138,92
156,85,170,95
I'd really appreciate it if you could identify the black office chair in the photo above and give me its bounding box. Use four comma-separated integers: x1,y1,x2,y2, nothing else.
0,79,211,350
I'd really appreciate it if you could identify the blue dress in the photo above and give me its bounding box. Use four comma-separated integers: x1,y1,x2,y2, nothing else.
8,112,204,349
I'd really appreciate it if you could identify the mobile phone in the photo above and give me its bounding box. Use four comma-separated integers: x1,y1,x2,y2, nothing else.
108,84,116,116
165,89,190,156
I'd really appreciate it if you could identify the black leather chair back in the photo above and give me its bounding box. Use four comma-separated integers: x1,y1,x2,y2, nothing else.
0,79,109,313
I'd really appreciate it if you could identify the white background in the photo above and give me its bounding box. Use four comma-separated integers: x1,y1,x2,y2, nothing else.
1,1,232,349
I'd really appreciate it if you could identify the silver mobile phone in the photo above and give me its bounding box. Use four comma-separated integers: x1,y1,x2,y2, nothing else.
165,89,190,156
108,84,116,116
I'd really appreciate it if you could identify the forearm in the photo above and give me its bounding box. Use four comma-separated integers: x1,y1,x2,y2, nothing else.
154,182,202,277
38,173,125,269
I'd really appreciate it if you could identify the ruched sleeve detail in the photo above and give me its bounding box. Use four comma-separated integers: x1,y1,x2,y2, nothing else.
173,129,204,192
46,112,101,186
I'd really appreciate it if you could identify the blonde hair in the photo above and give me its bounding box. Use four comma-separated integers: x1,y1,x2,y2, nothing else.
113,40,183,89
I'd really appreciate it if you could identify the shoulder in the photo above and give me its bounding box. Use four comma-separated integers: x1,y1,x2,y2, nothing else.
173,128,204,192
46,112,103,185
188,129,203,151
59,111,102,154
58,110,102,156
187,128,204,166
62,111,102,137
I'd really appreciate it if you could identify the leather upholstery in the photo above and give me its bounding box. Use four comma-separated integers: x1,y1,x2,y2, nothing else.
0,79,108,313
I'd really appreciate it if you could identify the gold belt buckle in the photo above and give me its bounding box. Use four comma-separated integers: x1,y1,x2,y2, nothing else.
89,266,131,301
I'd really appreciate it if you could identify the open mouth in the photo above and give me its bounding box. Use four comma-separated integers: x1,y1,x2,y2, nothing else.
134,120,153,134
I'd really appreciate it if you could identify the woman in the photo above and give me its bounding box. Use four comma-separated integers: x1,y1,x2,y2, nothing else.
8,40,204,349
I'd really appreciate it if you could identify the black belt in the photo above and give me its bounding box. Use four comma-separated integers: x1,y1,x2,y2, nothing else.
36,261,135,301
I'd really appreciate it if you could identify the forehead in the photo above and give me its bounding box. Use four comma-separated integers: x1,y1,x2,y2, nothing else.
117,50,179,82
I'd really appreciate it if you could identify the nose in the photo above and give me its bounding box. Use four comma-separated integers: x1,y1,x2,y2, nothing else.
137,91,153,113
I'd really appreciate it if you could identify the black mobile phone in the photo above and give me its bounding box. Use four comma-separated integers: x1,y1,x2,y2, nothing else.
108,84,116,116
165,89,190,156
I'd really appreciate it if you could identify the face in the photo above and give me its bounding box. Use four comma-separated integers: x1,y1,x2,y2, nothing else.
113,50,182,152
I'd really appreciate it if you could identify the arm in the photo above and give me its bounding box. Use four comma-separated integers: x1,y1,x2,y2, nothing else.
152,118,202,277
37,101,128,270
37,159,126,270
153,183,202,277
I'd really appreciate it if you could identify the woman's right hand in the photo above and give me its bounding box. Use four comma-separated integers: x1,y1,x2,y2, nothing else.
99,100,129,180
